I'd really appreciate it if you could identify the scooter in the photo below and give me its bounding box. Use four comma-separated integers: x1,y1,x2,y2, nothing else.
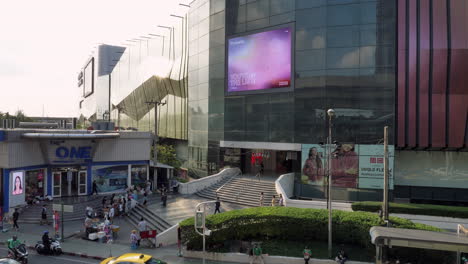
35,238,62,255
8,243,29,264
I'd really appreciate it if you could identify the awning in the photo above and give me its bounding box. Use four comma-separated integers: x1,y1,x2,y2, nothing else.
370,226,468,252
22,132,120,139
152,162,174,169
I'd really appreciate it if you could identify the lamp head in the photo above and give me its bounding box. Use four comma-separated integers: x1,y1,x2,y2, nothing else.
327,109,335,117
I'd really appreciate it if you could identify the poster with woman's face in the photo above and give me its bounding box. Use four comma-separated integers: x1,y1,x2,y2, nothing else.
12,171,24,195
301,144,325,185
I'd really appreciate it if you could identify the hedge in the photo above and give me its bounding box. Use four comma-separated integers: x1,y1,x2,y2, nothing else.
179,207,441,251
352,201,468,219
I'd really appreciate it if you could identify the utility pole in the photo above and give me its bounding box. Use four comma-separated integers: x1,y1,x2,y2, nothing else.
327,109,335,259
382,126,389,222
145,100,166,162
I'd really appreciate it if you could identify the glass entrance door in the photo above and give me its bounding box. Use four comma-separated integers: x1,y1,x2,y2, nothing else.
78,171,87,195
53,172,61,197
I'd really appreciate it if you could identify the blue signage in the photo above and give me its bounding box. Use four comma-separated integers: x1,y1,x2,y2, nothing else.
55,146,92,159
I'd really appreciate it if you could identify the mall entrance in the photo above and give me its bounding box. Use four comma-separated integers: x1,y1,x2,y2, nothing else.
222,148,300,178
25,169,46,202
52,168,88,197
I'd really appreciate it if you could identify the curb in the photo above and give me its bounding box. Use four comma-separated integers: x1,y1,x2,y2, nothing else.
26,245,106,260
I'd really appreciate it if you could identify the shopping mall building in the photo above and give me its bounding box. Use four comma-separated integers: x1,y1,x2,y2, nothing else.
77,0,468,203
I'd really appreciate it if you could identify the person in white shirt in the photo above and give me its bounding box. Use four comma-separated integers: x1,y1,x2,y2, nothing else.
137,217,147,246
109,207,115,223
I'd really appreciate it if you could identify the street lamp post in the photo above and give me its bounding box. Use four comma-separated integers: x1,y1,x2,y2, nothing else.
327,108,335,259
145,100,166,162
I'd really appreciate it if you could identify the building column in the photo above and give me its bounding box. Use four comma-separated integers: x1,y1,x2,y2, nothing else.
2,169,10,213
87,163,92,195
127,164,132,188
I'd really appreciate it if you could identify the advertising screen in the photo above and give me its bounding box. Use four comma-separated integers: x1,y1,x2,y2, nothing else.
83,58,94,97
12,171,24,195
227,26,292,93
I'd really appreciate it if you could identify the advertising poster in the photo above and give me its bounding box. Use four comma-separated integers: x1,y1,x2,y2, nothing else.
301,144,325,186
358,145,394,189
92,165,128,193
302,144,398,189
12,171,24,195
227,26,292,92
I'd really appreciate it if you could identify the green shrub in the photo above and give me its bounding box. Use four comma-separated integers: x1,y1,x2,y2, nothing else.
352,201,468,219
179,207,441,251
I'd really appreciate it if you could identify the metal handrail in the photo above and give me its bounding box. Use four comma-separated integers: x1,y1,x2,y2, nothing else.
216,168,241,195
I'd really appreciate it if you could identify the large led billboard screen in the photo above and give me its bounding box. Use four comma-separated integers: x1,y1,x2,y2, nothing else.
227,26,292,93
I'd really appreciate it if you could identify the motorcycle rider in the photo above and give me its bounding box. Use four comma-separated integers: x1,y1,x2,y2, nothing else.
42,231,51,254
7,235,22,258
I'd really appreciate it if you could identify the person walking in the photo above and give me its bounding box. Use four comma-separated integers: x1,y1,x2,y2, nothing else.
137,217,147,246
214,197,221,214
130,230,138,250
109,206,115,223
303,246,312,264
91,180,99,195
162,190,167,207
12,208,19,231
40,204,48,225
259,192,264,207
250,244,265,264
102,196,107,209
271,195,276,207
142,193,148,208
278,194,284,206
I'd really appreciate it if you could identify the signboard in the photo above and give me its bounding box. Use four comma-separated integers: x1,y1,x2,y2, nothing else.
227,26,292,93
46,140,95,164
11,171,24,195
301,144,394,190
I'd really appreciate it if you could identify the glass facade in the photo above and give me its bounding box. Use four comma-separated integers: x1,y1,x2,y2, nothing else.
108,19,189,141
224,0,396,146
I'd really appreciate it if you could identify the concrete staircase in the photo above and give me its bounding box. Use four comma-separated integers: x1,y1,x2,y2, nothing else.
196,177,277,207
18,196,104,223
126,202,173,233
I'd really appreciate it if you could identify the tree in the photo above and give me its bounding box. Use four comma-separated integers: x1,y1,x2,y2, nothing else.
156,145,182,168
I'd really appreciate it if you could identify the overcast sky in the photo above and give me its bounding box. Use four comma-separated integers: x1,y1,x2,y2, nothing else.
0,0,188,117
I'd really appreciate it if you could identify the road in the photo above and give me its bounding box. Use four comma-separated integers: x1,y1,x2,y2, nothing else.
0,246,99,264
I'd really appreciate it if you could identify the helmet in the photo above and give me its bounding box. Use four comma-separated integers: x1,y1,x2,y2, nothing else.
43,230,49,234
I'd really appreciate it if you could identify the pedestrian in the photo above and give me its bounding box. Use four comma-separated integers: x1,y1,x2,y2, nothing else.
109,206,115,223
91,180,99,195
271,195,276,207
143,193,148,208
102,196,107,208
123,197,127,215
162,191,167,207
214,197,221,214
110,193,116,204
303,246,312,264
259,192,264,207
137,217,147,246
278,194,284,206
40,204,48,225
130,230,138,250
12,208,19,231
335,249,348,264
118,202,124,217
250,244,265,264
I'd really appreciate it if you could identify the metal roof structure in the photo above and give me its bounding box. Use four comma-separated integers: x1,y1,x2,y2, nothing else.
370,226,468,252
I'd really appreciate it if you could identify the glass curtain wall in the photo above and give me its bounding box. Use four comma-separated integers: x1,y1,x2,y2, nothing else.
224,0,396,200
110,14,189,141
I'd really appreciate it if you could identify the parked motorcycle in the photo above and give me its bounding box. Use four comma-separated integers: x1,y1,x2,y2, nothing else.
8,243,29,264
35,239,62,255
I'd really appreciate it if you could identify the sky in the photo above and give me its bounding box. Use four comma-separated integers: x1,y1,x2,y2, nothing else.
0,0,189,117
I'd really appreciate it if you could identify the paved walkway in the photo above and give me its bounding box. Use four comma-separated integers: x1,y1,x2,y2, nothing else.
146,194,250,226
